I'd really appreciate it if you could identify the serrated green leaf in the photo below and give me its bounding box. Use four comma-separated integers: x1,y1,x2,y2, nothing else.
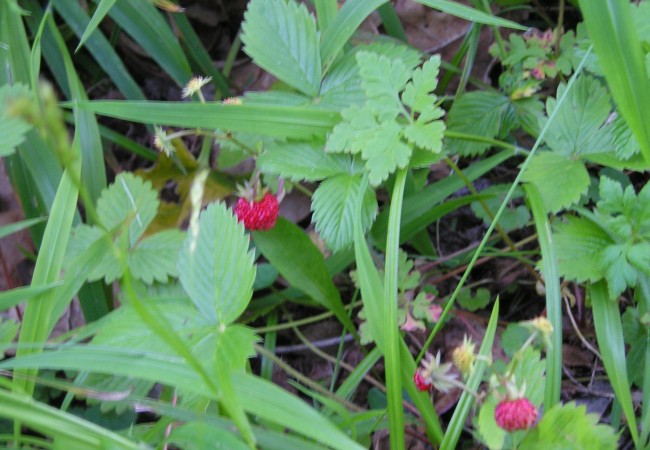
97,173,158,246
129,229,184,284
611,113,640,160
401,55,440,113
542,75,613,156
520,402,618,450
521,152,590,213
445,90,513,156
601,243,639,299
0,117,31,157
326,105,379,154
241,0,321,96
622,307,647,388
403,118,445,152
363,121,412,186
311,174,377,252
258,141,354,181
178,202,256,325
357,51,410,120
554,216,613,283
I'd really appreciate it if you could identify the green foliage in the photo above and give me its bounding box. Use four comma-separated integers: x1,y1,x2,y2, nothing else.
241,0,321,97
169,422,249,450
520,402,618,450
456,287,491,312
555,176,650,298
311,174,377,252
471,184,530,232
622,307,648,388
67,173,184,285
178,202,256,325
327,53,445,185
0,83,33,157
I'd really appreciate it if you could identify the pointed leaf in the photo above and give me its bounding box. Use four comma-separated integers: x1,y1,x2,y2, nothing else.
252,218,355,334
178,202,256,325
415,0,526,29
75,0,116,52
241,0,321,96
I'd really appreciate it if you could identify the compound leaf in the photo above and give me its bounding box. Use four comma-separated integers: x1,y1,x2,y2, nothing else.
241,0,321,96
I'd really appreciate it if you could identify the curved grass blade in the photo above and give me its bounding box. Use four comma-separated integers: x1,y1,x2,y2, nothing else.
0,217,46,240
440,298,499,450
107,0,192,86
580,0,650,165
320,0,388,71
589,281,639,446
0,389,146,449
52,0,145,100
75,100,340,139
524,184,562,409
0,283,60,312
75,0,116,53
415,0,526,30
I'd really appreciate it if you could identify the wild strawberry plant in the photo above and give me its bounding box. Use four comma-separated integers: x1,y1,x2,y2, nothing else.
1,0,650,449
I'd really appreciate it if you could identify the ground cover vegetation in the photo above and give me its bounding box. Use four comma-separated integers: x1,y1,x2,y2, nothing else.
0,0,649,448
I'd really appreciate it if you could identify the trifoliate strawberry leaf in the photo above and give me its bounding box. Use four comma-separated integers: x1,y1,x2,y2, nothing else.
554,216,613,283
96,173,159,246
520,402,618,450
258,141,355,182
311,174,377,252
521,151,590,213
241,0,321,97
178,202,256,326
357,51,411,121
541,75,613,156
471,184,530,232
129,229,185,284
445,91,515,156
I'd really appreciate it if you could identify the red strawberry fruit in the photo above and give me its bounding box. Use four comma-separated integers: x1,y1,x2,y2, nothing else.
413,368,433,392
234,192,279,231
494,397,537,432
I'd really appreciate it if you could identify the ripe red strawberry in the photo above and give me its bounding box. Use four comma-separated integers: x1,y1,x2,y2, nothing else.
234,192,279,231
413,368,432,392
494,397,537,432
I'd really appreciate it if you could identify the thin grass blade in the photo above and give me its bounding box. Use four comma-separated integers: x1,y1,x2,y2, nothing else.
415,0,526,30
75,0,116,53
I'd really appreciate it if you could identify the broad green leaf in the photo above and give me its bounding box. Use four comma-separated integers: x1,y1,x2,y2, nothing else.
580,0,650,165
521,152,590,213
312,174,377,252
241,0,321,96
97,173,158,246
75,0,116,52
253,219,355,334
258,141,354,181
178,202,255,325
129,229,184,284
415,0,527,30
542,75,613,156
445,90,514,156
107,0,192,86
520,402,618,450
554,216,613,282
77,101,340,139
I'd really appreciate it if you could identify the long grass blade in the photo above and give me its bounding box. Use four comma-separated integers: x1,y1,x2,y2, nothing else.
415,0,526,30
440,298,499,450
75,0,116,53
589,281,639,446
580,0,650,165
524,184,561,409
